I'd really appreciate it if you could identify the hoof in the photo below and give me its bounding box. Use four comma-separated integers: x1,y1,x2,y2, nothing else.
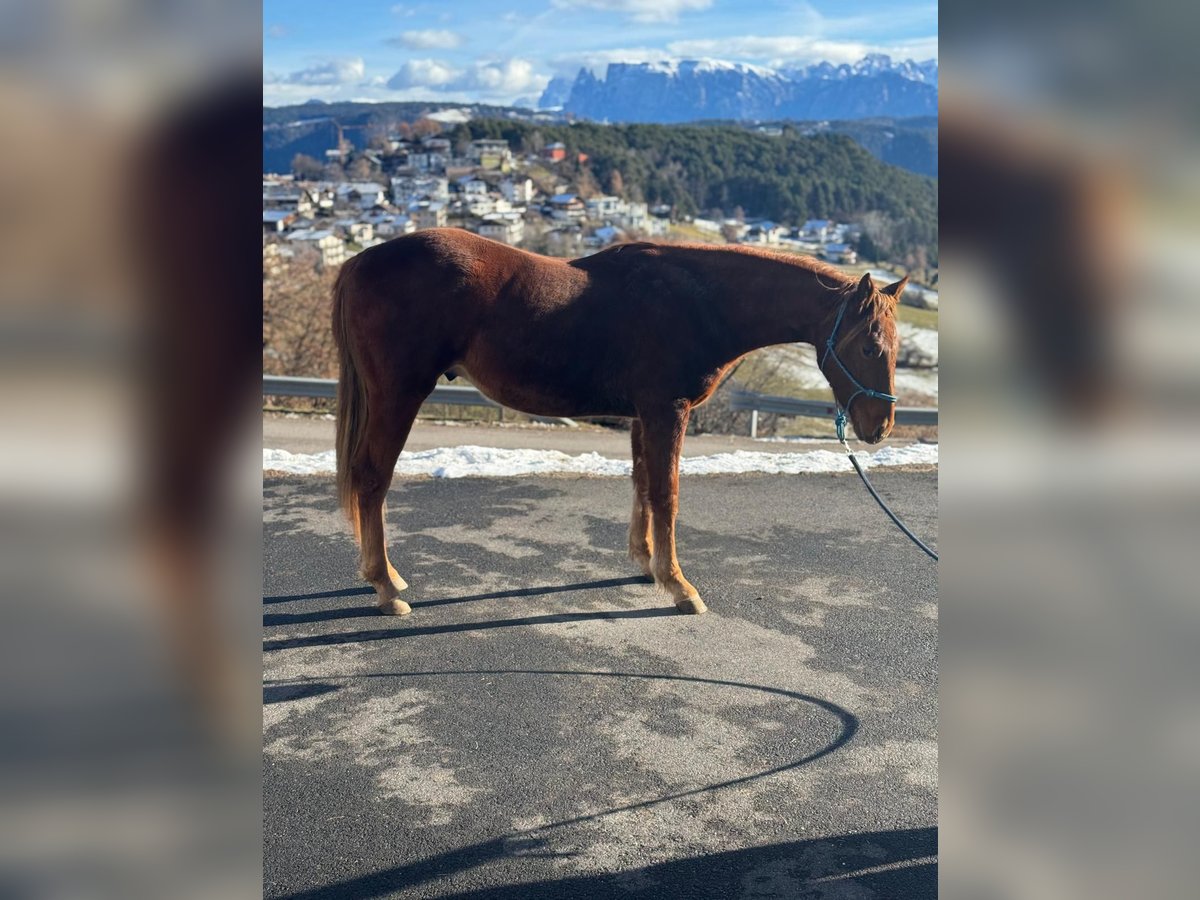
378,597,412,616
675,596,708,615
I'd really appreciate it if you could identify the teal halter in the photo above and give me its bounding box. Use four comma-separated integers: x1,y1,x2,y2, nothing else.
819,294,898,442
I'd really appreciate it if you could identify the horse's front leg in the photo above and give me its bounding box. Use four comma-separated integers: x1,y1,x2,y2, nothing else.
638,402,707,615
628,419,654,580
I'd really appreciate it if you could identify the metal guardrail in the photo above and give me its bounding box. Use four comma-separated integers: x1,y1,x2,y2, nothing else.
263,377,933,435
729,388,937,437
262,375,578,426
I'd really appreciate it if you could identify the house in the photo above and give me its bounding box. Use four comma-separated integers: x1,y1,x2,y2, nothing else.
364,212,414,237
585,225,624,248
612,201,649,231
336,182,386,209
477,212,525,245
801,219,832,241
465,195,497,217
541,142,567,162
821,242,858,265
262,209,294,234
287,229,349,268
499,177,534,205
460,177,489,198
408,150,448,172
744,221,782,244
548,193,585,221
585,195,623,220
468,139,513,171
263,186,314,217
391,175,449,205
410,200,447,230
347,222,375,243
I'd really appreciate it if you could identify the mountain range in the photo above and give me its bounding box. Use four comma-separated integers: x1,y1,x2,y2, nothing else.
541,54,938,123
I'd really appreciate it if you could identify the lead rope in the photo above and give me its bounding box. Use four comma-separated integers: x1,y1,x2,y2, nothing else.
837,426,939,561
821,293,937,562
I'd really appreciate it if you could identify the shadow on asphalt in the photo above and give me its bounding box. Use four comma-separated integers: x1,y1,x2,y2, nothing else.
262,575,658,631
264,669,859,846
275,826,936,900
262,606,677,651
263,682,340,704
263,586,374,605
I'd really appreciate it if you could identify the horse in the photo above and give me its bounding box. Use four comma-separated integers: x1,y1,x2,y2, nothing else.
332,228,906,617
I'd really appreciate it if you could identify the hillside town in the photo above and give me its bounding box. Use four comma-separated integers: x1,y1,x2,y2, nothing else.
262,132,871,274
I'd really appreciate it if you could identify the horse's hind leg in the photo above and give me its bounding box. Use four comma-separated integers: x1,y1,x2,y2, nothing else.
628,420,654,579
638,402,707,615
355,390,426,616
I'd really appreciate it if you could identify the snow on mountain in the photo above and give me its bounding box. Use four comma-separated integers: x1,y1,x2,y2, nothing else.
543,54,938,123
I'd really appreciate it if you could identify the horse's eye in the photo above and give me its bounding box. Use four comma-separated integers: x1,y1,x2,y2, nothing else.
861,342,882,359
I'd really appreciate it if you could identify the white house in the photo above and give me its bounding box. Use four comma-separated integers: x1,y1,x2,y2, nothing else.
410,200,447,230
585,195,623,219
337,182,386,209
477,212,525,245
391,175,448,205
287,229,349,268
549,193,586,222
500,177,534,205
801,219,832,241
744,221,783,244
821,242,858,265
612,201,649,231
460,177,489,197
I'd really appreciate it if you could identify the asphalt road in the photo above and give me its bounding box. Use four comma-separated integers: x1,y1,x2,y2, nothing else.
264,470,938,899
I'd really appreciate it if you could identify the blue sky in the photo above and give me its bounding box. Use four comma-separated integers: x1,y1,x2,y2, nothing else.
263,0,937,107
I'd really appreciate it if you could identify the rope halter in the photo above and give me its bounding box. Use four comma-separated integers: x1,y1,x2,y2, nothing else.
819,292,897,444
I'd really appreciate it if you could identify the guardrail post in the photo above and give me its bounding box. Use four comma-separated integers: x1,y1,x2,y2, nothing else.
750,409,759,439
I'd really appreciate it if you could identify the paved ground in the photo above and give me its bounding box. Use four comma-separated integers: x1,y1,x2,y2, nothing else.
263,413,918,457
264,469,937,898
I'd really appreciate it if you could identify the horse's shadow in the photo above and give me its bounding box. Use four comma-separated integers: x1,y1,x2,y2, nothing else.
262,575,659,634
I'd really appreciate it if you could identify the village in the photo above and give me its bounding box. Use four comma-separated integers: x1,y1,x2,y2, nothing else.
262,131,869,274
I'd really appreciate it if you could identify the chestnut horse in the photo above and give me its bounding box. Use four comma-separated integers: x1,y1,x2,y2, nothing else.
333,228,906,616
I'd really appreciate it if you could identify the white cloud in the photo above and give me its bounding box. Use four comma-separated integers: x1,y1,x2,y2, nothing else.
387,58,462,90
390,29,464,50
459,59,546,94
551,0,713,24
665,35,937,67
385,57,548,99
278,57,365,86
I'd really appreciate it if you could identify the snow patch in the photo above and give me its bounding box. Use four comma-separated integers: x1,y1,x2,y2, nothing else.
263,443,938,478
425,108,472,124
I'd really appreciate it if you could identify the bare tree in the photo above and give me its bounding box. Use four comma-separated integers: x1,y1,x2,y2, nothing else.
291,153,324,180
263,249,339,379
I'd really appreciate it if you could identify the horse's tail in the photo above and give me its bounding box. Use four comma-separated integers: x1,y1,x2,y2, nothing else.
332,260,367,532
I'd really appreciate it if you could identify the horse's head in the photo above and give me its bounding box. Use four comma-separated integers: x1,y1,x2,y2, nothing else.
819,272,907,444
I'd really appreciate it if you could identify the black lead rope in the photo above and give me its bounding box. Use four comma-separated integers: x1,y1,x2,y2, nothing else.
819,289,937,561
845,449,939,561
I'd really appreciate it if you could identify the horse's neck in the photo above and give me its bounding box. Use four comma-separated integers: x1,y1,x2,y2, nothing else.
701,253,847,358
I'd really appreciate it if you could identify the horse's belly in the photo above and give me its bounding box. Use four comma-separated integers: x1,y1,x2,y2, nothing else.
459,358,632,418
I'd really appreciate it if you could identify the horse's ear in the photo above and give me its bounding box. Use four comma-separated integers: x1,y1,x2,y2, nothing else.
856,272,874,299
882,276,909,301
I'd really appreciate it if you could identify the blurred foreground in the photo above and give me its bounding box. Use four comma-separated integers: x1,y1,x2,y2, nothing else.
0,4,262,898
942,2,1200,898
